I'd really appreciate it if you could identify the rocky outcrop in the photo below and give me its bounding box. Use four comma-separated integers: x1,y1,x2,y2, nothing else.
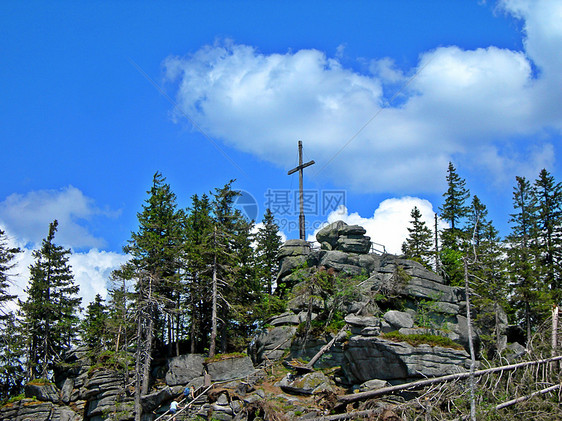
0,399,82,421
165,353,205,386
343,336,472,383
317,221,372,253
206,356,256,381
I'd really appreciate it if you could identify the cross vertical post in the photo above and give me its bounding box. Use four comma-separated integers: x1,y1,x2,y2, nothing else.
288,140,315,240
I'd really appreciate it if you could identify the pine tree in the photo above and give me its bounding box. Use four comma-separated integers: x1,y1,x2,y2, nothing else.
0,313,25,400
506,176,546,344
255,209,282,295
183,193,214,353
439,162,470,250
0,229,20,318
533,169,562,302
439,162,470,285
81,294,109,351
401,206,433,269
0,229,24,399
19,220,81,380
465,197,508,357
123,171,185,351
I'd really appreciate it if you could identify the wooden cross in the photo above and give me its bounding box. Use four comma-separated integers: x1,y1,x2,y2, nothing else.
288,140,315,240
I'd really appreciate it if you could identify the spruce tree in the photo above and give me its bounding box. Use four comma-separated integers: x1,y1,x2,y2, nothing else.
439,162,470,285
401,206,433,269
19,220,81,380
0,313,25,400
439,162,470,249
533,169,562,302
255,208,283,295
81,294,109,351
506,176,545,344
122,171,185,351
183,193,214,353
0,229,20,318
0,229,24,399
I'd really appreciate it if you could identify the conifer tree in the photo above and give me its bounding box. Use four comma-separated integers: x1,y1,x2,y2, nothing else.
506,176,545,344
401,206,433,269
80,294,109,351
0,313,25,400
439,162,470,285
19,220,81,380
255,209,283,295
466,197,508,357
0,229,24,399
183,193,214,353
122,171,184,351
0,229,20,318
439,162,470,249
533,169,562,302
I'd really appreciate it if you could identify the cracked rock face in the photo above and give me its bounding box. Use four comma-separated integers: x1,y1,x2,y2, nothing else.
343,336,471,383
316,221,371,254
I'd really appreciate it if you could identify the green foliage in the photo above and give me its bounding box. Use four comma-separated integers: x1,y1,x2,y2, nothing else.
381,331,463,350
439,162,470,250
440,247,464,286
415,294,443,330
402,206,434,269
19,220,81,381
80,294,110,351
87,350,133,375
255,208,283,295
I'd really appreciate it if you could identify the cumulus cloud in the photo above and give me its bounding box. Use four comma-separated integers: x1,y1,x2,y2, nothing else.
164,0,561,194
307,197,445,255
0,186,117,250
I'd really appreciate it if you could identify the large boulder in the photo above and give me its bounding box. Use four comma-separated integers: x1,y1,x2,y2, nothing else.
206,356,255,381
25,382,60,403
249,325,297,364
165,353,205,386
343,336,471,383
141,386,174,413
316,221,371,254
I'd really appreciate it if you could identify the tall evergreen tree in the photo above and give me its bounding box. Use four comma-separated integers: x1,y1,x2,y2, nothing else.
122,171,185,351
439,162,470,250
80,294,109,351
19,220,81,380
0,313,25,400
0,229,20,318
0,229,24,399
533,168,562,302
255,208,283,295
401,206,433,269
183,193,214,353
506,176,545,344
439,162,470,285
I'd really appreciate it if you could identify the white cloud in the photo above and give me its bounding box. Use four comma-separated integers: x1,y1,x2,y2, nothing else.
164,0,562,194
307,197,445,255
5,242,128,314
0,186,117,250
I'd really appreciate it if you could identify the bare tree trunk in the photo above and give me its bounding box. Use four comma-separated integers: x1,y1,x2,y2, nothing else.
552,305,559,375
434,213,440,273
464,258,477,421
209,226,218,358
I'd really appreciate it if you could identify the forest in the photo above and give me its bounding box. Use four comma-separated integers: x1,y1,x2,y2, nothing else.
1,163,561,416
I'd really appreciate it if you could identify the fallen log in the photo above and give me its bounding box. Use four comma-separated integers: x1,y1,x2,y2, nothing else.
495,383,561,410
337,355,562,406
306,325,348,369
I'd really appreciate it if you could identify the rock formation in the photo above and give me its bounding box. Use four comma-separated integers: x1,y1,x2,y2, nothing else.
2,220,501,420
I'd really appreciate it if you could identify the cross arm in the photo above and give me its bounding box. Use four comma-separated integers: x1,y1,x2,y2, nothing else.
287,160,315,175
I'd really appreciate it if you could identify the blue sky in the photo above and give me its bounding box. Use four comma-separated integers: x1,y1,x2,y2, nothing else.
2,1,561,307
